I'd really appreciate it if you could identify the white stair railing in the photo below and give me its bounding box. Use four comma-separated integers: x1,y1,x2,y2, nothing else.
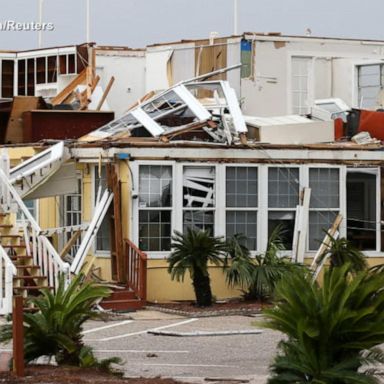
0,168,70,291
0,245,17,314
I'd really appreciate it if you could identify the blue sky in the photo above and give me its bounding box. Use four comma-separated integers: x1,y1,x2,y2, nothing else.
0,0,382,50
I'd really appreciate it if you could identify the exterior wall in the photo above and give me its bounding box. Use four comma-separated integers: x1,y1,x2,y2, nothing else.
241,36,384,116
147,260,239,302
95,51,146,118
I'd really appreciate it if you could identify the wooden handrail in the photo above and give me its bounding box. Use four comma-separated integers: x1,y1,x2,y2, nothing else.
124,239,147,302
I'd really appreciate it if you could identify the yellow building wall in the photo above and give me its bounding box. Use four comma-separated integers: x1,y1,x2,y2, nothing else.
147,259,242,302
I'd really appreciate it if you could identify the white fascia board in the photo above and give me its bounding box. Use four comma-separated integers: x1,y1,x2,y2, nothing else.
221,81,248,133
0,53,16,59
173,85,211,121
17,46,76,59
131,108,165,137
71,146,384,162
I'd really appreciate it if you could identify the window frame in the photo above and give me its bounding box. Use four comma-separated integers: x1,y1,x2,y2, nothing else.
131,162,381,259
92,164,111,257
224,164,259,251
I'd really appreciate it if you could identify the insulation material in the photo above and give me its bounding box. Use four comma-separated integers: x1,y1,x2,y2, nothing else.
145,49,174,92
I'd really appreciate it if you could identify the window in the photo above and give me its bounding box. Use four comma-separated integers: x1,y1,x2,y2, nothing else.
138,165,172,251
94,166,110,252
357,64,384,109
63,178,82,257
17,199,37,222
268,167,299,249
226,166,258,250
346,170,377,251
308,168,340,250
291,57,311,115
183,166,215,234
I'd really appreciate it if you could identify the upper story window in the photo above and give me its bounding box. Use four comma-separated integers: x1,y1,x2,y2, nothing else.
138,165,172,252
291,57,312,115
357,64,384,109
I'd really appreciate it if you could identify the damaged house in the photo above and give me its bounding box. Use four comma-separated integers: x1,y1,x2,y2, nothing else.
1,34,384,312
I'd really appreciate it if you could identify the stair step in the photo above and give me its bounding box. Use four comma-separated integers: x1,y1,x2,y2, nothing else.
0,224,12,229
14,275,46,281
10,254,32,259
106,290,137,301
0,235,22,238
15,265,40,270
100,299,145,311
14,286,52,292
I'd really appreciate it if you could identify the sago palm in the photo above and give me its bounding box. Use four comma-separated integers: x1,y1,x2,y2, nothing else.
262,265,384,383
168,228,226,306
318,234,367,273
225,226,298,300
0,273,112,365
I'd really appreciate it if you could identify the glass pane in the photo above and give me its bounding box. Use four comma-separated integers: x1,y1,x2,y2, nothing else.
308,211,338,250
268,167,299,208
183,166,215,208
139,210,172,252
139,165,172,208
226,167,258,208
309,168,339,208
183,210,214,234
226,211,257,250
268,211,296,250
347,172,376,251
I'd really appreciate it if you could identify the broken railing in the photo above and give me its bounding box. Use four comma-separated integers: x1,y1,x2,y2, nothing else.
0,168,71,292
124,239,147,303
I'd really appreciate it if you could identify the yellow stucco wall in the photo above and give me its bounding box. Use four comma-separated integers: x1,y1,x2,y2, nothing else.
147,259,242,302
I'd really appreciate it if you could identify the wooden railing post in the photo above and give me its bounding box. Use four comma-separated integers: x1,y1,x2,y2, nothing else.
124,239,147,302
12,296,24,377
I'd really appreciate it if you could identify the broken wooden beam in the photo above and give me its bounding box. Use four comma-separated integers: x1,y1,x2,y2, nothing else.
51,69,87,106
96,76,115,111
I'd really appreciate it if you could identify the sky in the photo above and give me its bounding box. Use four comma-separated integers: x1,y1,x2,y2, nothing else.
0,0,383,50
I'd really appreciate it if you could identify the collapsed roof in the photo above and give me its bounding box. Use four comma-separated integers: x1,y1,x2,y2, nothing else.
81,68,248,145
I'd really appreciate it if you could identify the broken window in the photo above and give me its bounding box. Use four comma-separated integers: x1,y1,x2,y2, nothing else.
138,165,172,252
308,168,340,250
226,166,258,250
268,167,299,250
357,64,384,109
94,166,110,252
291,57,312,115
183,166,215,234
347,169,377,251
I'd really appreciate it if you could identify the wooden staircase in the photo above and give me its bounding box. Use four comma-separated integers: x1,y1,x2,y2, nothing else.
0,212,51,300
